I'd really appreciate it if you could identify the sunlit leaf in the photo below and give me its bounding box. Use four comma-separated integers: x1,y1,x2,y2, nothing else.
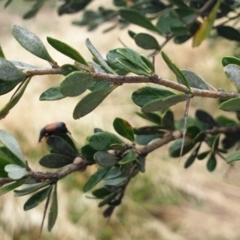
12,25,55,64
219,97,240,112
113,118,134,142
47,37,89,66
224,64,240,90
226,150,240,163
0,130,25,167
0,58,26,81
39,86,66,101
5,164,28,180
192,0,221,47
222,56,240,67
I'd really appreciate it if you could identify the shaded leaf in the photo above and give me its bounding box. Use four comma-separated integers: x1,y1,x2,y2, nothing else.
89,132,123,151
24,186,53,211
192,0,221,47
39,153,73,168
85,38,115,74
98,191,119,207
60,71,92,97
48,184,58,232
195,109,217,128
0,130,25,167
23,0,45,19
119,150,137,164
40,86,66,101
169,139,194,157
47,37,89,66
94,151,118,167
0,79,21,95
83,167,109,192
135,112,161,125
81,144,97,162
14,182,50,196
119,8,161,33
47,135,77,158
132,86,176,107
12,25,54,63
135,133,163,145
113,118,134,142
217,26,240,42
219,97,240,112
0,178,28,196
134,33,160,50
73,86,116,119
162,110,175,130
207,154,217,172
0,58,26,81
142,94,189,112
161,51,191,90
92,187,112,198
61,64,80,76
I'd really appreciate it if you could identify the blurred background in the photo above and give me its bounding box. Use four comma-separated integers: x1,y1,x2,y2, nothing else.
0,1,240,239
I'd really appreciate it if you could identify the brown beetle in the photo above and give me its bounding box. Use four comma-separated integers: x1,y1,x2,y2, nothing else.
38,122,70,142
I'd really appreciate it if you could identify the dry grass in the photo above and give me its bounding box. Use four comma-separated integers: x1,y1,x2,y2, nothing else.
0,1,240,240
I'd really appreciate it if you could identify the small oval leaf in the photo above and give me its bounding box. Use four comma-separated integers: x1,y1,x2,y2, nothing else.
39,86,66,101
12,25,54,63
219,97,240,112
94,151,118,167
39,153,73,168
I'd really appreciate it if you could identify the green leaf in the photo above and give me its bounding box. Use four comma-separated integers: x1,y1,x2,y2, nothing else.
192,0,221,47
162,110,175,130
48,184,58,232
0,156,10,177
134,33,160,50
98,191,119,207
224,64,240,90
92,187,112,198
83,167,109,192
0,45,5,59
0,130,25,167
135,112,161,125
119,150,137,164
5,164,28,180
104,166,122,180
180,69,210,90
169,139,194,157
46,136,77,158
60,71,92,97
61,64,80,76
0,78,30,119
222,56,240,67
39,153,73,168
226,150,240,163
104,176,126,186
85,38,115,74
73,86,116,119
89,132,123,151
217,26,240,42
135,133,163,145
0,58,26,81
113,117,135,142
132,86,176,107
0,177,28,196
22,0,44,19
24,186,53,211
206,154,217,172
219,97,240,112
119,8,161,34
161,51,191,91
14,182,50,196
39,86,66,101
142,94,189,112
12,25,55,64
117,48,152,74
80,144,98,162
94,151,118,167
47,37,89,66
0,79,21,95
197,151,210,160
